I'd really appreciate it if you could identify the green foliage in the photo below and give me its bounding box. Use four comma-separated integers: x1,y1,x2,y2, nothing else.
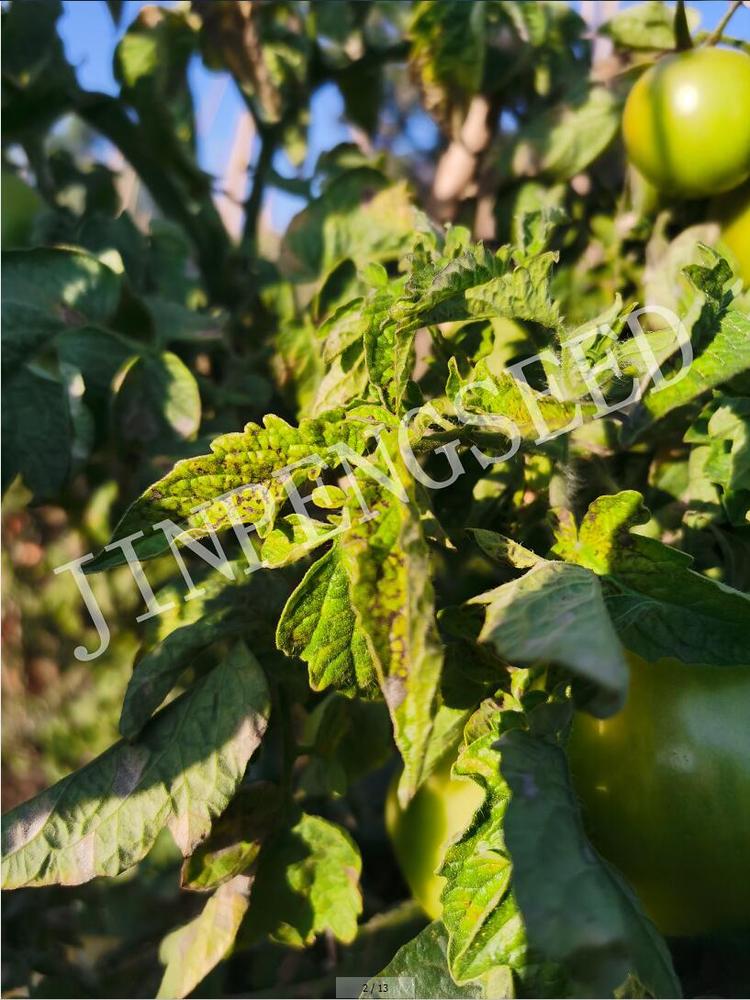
624,254,750,443
501,84,622,184
243,811,362,947
472,561,628,717
600,1,700,52
376,921,494,998
553,493,750,665
276,543,379,698
3,1,750,997
410,1,488,127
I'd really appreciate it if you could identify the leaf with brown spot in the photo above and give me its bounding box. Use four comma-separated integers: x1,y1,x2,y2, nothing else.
337,437,444,805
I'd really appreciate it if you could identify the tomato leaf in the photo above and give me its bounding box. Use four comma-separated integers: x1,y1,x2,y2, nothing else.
499,722,682,999
113,351,202,445
446,358,589,443
114,7,201,187
120,563,289,739
471,561,629,717
623,256,750,444
685,397,750,526
374,921,493,999
1,365,72,500
600,1,699,52
299,696,393,797
86,404,395,571
439,725,569,996
409,0,486,113
276,542,379,699
119,609,236,740
2,247,122,377
501,84,621,183
282,169,417,284
180,783,282,893
242,812,362,948
554,491,750,665
1,642,270,888
157,875,252,1000
469,528,542,569
337,450,444,805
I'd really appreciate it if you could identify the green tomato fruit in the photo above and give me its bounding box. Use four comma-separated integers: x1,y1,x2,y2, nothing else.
623,47,750,199
568,652,750,937
710,180,750,285
2,170,42,247
386,760,484,919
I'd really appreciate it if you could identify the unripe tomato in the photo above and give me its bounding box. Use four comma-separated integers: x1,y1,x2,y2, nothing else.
709,180,750,285
386,759,483,919
568,652,750,937
623,47,750,199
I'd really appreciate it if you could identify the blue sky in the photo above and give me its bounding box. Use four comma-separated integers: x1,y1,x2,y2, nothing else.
57,0,750,231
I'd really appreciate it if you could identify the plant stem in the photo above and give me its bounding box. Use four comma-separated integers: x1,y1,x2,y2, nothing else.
242,123,278,253
705,0,743,45
77,91,234,305
276,683,297,812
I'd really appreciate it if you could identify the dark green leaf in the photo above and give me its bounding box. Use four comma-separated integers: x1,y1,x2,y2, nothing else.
1,365,71,499
1,0,78,136
113,350,201,446
2,247,122,377
500,725,682,999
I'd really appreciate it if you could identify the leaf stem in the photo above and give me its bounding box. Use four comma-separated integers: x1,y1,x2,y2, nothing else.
705,0,743,45
674,0,694,50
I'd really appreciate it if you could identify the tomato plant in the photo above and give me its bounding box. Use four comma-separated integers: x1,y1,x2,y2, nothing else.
2,2,750,999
